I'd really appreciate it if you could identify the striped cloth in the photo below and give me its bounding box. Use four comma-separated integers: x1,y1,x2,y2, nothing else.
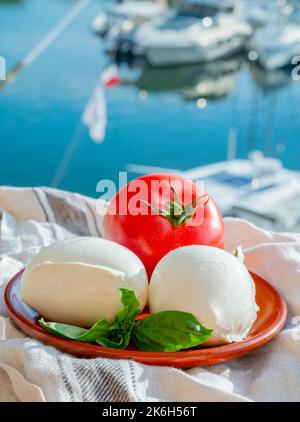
1,186,300,402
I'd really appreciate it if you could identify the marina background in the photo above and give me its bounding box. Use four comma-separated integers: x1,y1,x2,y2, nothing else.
1,0,300,230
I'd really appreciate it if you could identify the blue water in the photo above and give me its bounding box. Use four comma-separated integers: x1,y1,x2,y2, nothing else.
1,0,300,198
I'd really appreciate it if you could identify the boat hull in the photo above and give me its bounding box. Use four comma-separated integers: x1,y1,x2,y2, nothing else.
135,37,247,67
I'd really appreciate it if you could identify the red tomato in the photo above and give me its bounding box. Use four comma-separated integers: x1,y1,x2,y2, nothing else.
102,174,224,278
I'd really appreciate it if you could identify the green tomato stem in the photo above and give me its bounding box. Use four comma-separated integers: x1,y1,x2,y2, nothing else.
141,182,209,227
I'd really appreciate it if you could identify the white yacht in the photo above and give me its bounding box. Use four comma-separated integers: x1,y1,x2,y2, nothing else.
129,8,252,66
91,1,168,37
126,152,300,232
248,23,300,70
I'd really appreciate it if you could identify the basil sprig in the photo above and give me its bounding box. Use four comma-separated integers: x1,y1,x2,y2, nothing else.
96,288,140,349
39,288,139,350
132,311,212,352
39,318,110,342
39,289,213,352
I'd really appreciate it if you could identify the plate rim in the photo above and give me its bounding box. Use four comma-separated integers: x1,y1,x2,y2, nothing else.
4,269,288,367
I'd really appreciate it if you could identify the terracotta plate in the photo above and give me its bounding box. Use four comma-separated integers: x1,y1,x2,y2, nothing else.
4,269,287,368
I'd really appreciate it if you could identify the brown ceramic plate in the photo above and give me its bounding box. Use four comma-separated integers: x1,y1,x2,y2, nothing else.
4,269,287,368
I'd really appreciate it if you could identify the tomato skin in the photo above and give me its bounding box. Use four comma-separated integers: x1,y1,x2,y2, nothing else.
102,174,225,278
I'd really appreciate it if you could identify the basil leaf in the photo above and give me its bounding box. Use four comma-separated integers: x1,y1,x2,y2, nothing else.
98,290,140,349
38,288,141,349
39,318,110,342
96,321,129,349
116,288,140,323
96,330,132,349
133,311,212,352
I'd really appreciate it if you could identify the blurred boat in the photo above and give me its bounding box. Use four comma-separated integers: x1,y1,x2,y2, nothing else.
91,1,168,37
248,23,300,70
170,0,235,16
106,0,221,56
121,55,244,100
127,151,300,232
127,6,252,66
238,0,286,29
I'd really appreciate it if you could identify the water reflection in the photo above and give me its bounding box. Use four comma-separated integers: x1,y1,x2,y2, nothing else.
249,63,292,91
118,54,244,100
116,51,295,102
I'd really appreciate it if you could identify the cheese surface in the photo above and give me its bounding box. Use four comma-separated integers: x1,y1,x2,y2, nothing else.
149,245,258,346
21,237,148,326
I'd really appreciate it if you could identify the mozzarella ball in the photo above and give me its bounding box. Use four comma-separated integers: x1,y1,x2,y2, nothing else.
21,237,148,327
149,245,258,346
